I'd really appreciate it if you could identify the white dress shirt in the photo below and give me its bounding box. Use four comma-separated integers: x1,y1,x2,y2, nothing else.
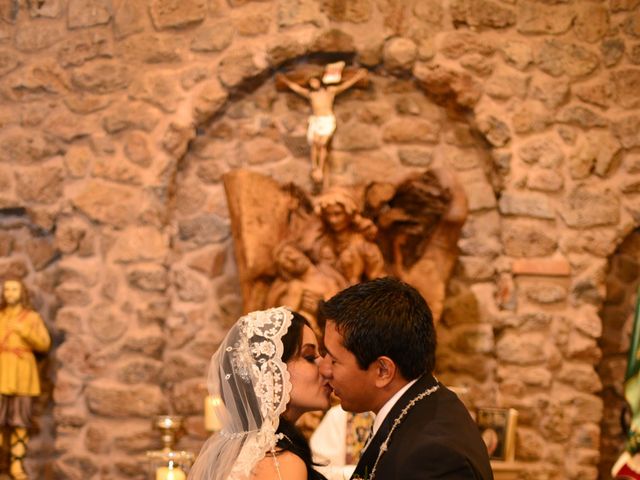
370,378,418,439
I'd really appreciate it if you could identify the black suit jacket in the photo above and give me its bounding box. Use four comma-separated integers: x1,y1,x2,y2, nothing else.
351,374,493,480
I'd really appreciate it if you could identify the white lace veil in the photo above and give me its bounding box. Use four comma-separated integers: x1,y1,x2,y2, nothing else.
188,307,293,480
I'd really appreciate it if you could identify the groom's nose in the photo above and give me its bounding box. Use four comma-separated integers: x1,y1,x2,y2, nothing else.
318,355,332,379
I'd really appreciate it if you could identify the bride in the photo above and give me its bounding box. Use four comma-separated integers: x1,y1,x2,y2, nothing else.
188,307,331,480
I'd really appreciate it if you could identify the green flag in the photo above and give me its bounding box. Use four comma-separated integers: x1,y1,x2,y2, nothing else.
625,287,640,453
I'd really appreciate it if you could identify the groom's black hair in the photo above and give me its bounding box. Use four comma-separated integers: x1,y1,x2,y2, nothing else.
318,276,436,379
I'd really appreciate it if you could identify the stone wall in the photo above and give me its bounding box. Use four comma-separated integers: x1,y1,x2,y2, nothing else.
1,0,640,478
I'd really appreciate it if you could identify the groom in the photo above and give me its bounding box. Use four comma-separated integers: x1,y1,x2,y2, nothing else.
318,277,493,479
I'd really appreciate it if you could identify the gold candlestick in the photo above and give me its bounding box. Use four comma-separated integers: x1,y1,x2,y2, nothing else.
154,415,183,451
146,415,194,479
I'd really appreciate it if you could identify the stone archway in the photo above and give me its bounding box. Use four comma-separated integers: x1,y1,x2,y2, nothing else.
166,49,501,440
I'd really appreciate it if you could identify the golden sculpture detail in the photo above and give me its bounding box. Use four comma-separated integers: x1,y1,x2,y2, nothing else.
277,62,368,190
0,279,51,480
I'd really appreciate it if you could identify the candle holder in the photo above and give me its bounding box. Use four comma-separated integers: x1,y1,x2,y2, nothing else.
146,415,194,480
147,450,194,480
154,415,183,451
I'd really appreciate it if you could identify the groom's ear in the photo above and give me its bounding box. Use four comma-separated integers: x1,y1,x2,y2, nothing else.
373,356,397,388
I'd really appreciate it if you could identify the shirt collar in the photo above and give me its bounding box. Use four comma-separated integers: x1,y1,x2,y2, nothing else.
371,378,418,436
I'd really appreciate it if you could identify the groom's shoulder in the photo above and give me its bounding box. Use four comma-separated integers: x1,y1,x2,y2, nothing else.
397,384,484,449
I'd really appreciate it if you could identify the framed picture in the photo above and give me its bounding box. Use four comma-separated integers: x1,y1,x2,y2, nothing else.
476,407,518,461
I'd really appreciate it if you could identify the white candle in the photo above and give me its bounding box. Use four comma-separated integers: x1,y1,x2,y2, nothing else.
156,464,186,480
204,395,222,431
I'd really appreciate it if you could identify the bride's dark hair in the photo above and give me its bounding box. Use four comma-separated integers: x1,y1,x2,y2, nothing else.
277,311,327,480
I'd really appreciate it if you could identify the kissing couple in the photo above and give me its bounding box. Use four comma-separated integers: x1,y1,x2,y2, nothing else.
188,277,493,480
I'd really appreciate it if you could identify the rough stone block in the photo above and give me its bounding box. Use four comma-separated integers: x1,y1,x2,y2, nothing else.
499,192,555,220
150,0,206,29
333,122,380,150
574,3,609,43
71,61,131,94
277,0,323,28
73,180,146,226
109,226,168,263
15,23,63,52
191,23,235,52
526,283,567,304
536,39,600,78
16,165,64,204
382,118,440,144
129,73,183,113
68,0,112,29
218,48,268,88
86,380,168,417
440,31,495,59
117,358,163,384
560,186,620,228
56,31,112,68
383,37,417,72
127,264,169,292
496,331,547,365
113,0,145,39
451,0,515,29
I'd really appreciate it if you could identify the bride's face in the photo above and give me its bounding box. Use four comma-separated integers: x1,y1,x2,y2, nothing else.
284,325,332,422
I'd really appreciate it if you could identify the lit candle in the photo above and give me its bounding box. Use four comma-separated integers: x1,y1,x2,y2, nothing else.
156,463,185,480
204,395,222,431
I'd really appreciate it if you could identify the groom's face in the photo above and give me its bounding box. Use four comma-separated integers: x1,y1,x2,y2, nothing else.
321,320,377,413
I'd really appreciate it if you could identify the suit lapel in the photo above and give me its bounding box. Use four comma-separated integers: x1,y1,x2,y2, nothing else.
350,374,439,479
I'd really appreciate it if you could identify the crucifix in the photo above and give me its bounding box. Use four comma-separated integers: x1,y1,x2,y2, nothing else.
276,62,368,190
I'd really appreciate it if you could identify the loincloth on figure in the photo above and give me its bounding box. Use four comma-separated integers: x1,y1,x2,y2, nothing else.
307,115,336,144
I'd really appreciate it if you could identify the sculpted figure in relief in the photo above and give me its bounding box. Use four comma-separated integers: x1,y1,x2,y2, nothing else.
365,168,468,322
307,187,385,287
224,166,467,324
266,242,347,336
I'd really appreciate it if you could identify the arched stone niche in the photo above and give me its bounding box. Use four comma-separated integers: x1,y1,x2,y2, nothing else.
169,53,500,431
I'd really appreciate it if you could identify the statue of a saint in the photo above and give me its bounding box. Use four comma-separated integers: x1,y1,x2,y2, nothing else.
0,279,51,480
277,62,368,188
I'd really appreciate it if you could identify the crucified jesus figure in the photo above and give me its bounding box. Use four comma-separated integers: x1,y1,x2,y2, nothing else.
278,65,368,188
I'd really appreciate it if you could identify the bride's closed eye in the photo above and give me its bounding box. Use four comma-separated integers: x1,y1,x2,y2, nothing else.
300,343,320,364
304,354,320,363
